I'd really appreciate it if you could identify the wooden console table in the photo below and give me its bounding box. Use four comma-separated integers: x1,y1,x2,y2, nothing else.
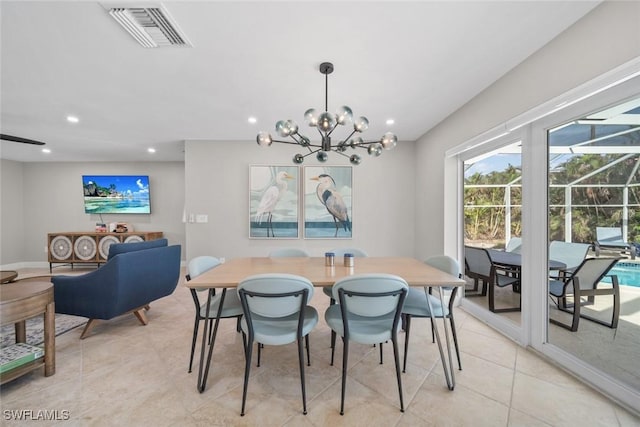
1,270,18,284
48,231,163,271
0,281,55,384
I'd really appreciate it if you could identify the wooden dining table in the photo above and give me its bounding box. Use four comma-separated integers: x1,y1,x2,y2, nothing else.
186,256,466,393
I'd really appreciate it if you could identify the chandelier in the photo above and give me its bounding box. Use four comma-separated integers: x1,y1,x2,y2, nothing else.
256,62,397,165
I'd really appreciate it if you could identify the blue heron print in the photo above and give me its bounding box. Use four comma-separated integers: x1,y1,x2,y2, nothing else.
305,167,352,238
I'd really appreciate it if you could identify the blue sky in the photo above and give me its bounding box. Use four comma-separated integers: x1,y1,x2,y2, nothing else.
82,175,149,196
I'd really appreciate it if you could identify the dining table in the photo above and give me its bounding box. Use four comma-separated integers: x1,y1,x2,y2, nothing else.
185,256,466,393
486,249,567,271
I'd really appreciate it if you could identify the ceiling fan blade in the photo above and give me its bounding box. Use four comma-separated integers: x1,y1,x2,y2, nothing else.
0,134,46,146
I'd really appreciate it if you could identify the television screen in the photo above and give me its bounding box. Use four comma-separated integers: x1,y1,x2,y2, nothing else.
82,175,151,214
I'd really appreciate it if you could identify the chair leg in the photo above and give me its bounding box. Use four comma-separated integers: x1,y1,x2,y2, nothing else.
330,330,336,366
329,298,336,351
391,334,405,412
403,315,411,373
208,318,214,344
488,281,496,312
449,316,462,370
257,342,262,367
379,342,383,364
80,319,98,339
240,336,253,416
340,337,349,416
133,309,148,325
305,334,311,367
611,288,620,329
297,336,308,415
570,290,581,332
430,318,435,343
188,318,200,373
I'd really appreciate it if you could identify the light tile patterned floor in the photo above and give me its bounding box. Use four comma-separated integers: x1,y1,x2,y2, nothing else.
1,270,639,426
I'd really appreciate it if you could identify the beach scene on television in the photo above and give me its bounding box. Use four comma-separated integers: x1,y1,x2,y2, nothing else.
82,175,151,214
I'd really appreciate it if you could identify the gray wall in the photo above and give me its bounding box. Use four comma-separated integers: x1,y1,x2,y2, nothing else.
1,159,26,264
0,160,185,266
414,1,640,261
184,140,416,261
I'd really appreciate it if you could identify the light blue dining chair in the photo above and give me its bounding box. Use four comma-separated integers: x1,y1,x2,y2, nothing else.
237,274,318,416
325,274,408,415
401,255,462,372
269,248,310,257
186,256,243,373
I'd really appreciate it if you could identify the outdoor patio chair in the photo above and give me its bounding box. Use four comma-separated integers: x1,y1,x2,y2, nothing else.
594,227,637,259
464,246,521,312
548,257,621,332
548,241,591,278
505,237,522,253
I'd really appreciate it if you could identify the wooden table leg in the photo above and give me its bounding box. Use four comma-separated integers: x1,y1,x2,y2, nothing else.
14,321,26,343
44,301,55,376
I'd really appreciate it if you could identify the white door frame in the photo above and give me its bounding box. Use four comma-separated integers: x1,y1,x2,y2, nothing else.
445,58,640,412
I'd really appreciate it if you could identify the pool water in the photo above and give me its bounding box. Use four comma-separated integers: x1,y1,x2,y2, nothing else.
606,262,640,288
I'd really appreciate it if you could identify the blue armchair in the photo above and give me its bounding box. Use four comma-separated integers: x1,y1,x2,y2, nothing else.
52,239,181,338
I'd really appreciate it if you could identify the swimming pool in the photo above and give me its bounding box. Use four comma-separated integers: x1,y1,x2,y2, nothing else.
607,261,640,288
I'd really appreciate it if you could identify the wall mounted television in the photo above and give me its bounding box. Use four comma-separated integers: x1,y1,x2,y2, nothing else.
82,175,151,214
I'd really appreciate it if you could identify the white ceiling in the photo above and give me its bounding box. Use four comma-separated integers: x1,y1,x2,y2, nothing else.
0,1,600,163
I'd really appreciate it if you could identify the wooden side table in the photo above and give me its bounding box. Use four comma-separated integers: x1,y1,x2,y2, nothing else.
0,281,55,384
0,270,18,284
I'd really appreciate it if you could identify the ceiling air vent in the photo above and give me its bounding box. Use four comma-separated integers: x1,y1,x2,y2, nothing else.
108,5,192,48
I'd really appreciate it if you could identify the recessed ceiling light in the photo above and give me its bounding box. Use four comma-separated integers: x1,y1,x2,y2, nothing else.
147,148,156,153
248,117,257,124
42,148,51,154
67,115,79,123
386,119,395,125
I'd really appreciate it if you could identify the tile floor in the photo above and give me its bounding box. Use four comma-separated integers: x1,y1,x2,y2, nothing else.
1,270,639,426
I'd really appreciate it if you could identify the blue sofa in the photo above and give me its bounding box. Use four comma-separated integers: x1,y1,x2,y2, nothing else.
52,238,181,339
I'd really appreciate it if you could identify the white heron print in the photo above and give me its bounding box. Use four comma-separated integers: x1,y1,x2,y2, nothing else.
304,166,353,238
250,166,299,238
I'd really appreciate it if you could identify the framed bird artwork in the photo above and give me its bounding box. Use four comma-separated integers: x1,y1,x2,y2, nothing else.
304,166,353,239
249,165,299,239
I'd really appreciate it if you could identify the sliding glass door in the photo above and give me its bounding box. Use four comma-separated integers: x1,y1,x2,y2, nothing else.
451,71,640,411
460,134,525,337
545,95,640,396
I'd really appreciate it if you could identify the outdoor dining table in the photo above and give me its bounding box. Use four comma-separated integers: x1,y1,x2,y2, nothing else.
185,256,466,393
486,249,567,271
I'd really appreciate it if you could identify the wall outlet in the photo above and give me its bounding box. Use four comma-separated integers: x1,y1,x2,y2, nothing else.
196,214,208,223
